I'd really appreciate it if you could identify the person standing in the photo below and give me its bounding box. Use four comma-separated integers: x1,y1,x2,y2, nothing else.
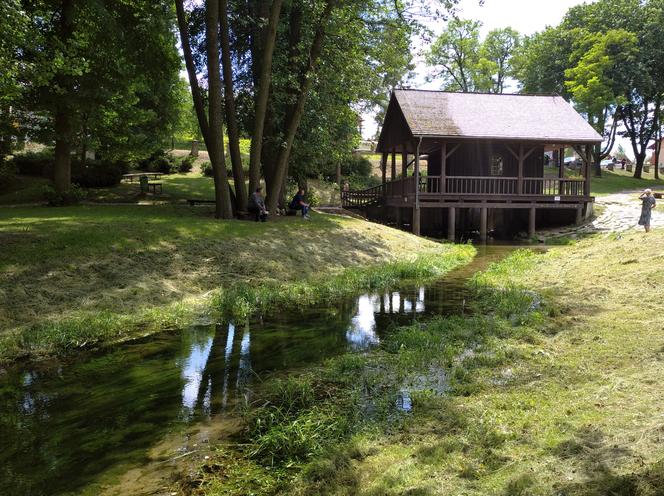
621,158,626,170
248,187,268,222
638,189,656,232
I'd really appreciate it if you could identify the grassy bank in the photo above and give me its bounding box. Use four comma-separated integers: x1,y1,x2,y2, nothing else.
591,168,664,196
191,229,664,495
0,205,473,363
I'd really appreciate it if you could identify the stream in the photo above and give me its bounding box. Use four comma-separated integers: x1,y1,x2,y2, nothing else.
0,245,515,495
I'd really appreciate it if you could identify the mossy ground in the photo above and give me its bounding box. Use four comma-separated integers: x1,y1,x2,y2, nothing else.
191,229,664,496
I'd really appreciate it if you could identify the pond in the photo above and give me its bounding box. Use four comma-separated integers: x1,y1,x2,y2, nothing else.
0,245,514,495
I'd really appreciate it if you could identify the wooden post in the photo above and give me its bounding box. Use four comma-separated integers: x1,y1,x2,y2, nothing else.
381,152,387,185
391,151,397,181
575,205,583,225
480,206,488,243
441,142,447,194
528,207,536,238
447,207,455,242
413,138,421,236
401,151,408,178
395,207,401,228
558,147,565,178
584,145,592,196
517,143,524,194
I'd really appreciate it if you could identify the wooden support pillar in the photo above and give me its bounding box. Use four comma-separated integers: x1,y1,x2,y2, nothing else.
413,138,421,236
480,206,488,243
517,143,524,194
575,205,583,225
395,206,402,228
584,145,592,196
381,152,387,185
528,207,536,238
447,207,456,242
441,142,447,194
401,151,408,178
559,147,565,178
391,151,397,181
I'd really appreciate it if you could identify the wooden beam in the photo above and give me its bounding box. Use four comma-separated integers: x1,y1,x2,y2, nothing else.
381,152,387,185
522,145,538,161
584,145,592,196
517,144,524,194
441,142,447,194
445,143,461,159
391,151,397,181
529,207,536,238
401,151,408,178
480,207,488,243
575,204,583,225
506,144,520,161
447,207,455,242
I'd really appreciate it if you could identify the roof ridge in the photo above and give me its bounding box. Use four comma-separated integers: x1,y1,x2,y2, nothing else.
394,88,561,98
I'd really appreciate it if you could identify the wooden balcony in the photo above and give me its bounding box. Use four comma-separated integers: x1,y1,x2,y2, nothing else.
342,175,588,209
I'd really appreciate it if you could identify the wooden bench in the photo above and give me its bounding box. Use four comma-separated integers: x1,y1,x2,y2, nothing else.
123,172,162,183
147,182,162,194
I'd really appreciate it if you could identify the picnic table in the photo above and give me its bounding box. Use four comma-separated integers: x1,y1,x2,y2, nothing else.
122,172,162,182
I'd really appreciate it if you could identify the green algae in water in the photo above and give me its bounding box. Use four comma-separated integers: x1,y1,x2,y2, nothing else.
0,246,514,495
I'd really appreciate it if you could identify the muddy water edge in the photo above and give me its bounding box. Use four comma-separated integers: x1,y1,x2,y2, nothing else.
0,245,517,495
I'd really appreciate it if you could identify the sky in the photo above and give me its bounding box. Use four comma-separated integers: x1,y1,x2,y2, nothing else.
361,0,641,157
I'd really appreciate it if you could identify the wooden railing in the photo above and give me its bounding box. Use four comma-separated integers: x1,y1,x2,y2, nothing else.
341,183,384,207
344,175,586,207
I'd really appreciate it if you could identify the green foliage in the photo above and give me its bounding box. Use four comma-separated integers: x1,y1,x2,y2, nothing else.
12,150,54,177
178,155,195,173
42,184,85,206
0,158,17,191
427,20,520,93
71,160,127,188
200,161,213,177
340,155,372,177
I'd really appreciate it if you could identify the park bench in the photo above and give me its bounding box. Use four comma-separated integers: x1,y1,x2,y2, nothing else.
146,182,162,194
122,172,162,182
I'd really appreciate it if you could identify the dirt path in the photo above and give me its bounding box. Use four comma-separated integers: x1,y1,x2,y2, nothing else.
540,191,664,238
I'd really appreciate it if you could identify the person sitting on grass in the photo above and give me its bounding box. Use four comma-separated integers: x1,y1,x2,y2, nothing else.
289,188,310,219
638,188,656,233
248,187,268,222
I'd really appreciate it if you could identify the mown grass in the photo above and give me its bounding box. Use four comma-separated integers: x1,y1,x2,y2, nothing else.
0,204,472,363
192,230,664,496
591,168,664,196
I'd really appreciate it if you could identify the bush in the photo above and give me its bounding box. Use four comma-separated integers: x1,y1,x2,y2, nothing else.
13,151,54,177
0,159,17,191
340,155,372,177
307,187,321,207
42,184,86,206
347,174,381,191
70,159,127,188
178,155,195,173
201,161,213,177
137,150,179,174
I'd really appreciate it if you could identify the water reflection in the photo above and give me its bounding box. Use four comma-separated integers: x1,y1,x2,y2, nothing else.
0,253,494,496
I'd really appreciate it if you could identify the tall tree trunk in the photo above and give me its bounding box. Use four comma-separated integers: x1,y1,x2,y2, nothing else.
53,0,75,194
54,110,72,193
266,0,335,212
219,0,247,211
175,0,210,144
248,0,283,194
206,0,233,218
655,126,662,180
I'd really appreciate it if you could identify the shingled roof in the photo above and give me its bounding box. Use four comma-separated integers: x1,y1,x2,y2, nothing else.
385,89,603,144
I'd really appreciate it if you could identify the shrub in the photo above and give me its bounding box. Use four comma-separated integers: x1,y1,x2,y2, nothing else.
201,161,213,177
137,150,178,174
0,159,17,191
340,155,372,177
178,155,195,173
71,160,125,188
307,187,321,207
42,184,86,206
347,174,381,191
13,151,54,177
